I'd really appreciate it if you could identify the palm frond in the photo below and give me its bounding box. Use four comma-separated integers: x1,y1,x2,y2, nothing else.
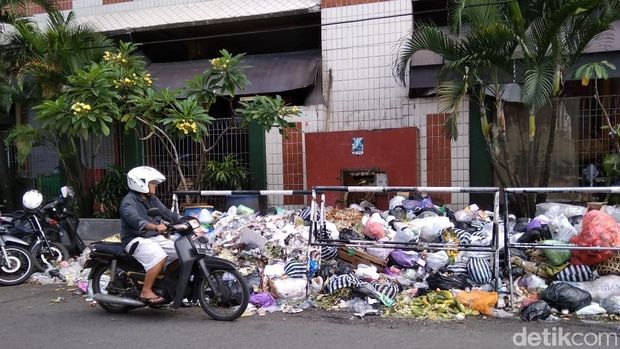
437,79,470,140
393,24,462,85
461,0,504,29
522,57,555,112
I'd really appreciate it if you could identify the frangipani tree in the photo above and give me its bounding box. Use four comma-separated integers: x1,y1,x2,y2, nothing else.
14,42,299,209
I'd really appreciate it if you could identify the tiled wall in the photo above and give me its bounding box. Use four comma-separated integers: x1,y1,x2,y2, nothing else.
282,122,305,205
426,113,452,204
318,0,470,208
321,0,411,132
265,105,326,207
263,0,472,209
402,98,470,207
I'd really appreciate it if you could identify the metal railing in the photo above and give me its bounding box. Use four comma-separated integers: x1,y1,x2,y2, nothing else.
309,186,503,292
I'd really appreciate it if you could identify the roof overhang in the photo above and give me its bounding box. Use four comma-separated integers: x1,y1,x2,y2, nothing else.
31,0,321,35
148,50,321,95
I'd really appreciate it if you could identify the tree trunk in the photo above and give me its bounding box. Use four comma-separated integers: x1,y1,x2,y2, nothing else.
478,96,531,217
0,132,13,210
536,99,559,206
57,136,93,217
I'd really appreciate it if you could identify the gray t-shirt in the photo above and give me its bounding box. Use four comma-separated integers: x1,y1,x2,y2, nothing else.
119,191,181,247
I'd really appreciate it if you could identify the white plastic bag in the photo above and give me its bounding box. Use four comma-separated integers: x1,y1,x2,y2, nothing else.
600,296,620,314
389,196,406,211
264,263,286,278
270,278,307,301
535,203,586,219
604,206,620,223
355,264,380,280
522,274,547,291
575,302,607,315
426,251,449,270
567,275,620,302
548,214,578,241
409,216,453,242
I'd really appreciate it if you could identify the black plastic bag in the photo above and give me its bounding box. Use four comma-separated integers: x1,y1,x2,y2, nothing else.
541,282,592,312
339,228,360,241
426,272,471,290
521,301,552,321
517,225,552,243
568,215,583,227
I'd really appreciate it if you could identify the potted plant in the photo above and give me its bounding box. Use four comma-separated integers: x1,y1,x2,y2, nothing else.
92,166,127,218
200,155,255,211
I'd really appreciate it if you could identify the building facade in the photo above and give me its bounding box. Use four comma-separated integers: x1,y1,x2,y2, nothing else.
9,0,620,211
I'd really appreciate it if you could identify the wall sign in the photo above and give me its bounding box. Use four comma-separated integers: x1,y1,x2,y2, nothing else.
352,137,364,155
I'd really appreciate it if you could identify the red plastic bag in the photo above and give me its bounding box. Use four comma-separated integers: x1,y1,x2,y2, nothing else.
570,210,620,265
363,222,385,240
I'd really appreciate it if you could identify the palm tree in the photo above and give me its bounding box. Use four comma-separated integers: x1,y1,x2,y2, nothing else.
0,0,55,25
2,10,113,215
394,0,620,216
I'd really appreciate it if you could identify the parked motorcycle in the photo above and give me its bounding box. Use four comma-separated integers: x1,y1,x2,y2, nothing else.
5,190,69,272
0,223,34,286
40,186,85,256
86,208,250,321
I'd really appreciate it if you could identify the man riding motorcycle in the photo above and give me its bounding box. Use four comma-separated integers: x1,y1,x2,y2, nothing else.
119,166,180,305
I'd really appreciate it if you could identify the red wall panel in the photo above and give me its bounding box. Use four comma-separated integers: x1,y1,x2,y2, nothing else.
306,127,419,209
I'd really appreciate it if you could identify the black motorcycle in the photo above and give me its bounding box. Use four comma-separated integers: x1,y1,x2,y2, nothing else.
39,187,85,256
86,208,250,321
0,223,34,286
5,204,69,272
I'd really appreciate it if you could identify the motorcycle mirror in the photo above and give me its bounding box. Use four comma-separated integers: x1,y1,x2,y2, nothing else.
147,208,162,217
60,186,74,198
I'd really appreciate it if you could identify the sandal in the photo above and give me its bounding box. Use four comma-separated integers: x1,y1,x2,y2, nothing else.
140,296,166,306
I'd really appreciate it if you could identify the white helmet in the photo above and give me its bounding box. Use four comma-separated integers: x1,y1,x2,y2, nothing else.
127,166,166,193
23,190,43,210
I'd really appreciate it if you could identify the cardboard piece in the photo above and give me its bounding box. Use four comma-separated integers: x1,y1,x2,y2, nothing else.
338,247,387,269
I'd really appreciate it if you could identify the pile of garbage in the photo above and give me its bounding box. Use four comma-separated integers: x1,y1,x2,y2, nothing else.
506,203,620,321
191,196,505,319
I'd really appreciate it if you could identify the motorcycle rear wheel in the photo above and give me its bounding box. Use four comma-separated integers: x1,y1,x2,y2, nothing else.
91,265,134,313
31,241,69,272
0,245,34,286
197,268,249,321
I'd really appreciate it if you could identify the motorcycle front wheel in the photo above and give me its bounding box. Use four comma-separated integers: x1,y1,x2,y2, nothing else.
31,241,69,272
197,268,249,321
0,245,34,286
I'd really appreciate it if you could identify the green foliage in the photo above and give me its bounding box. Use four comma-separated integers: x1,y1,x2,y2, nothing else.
0,0,56,24
603,153,620,182
160,97,214,142
4,124,50,166
201,155,249,190
235,95,299,135
574,60,616,86
184,49,249,104
92,166,127,218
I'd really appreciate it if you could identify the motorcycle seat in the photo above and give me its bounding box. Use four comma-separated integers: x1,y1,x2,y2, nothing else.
91,241,128,257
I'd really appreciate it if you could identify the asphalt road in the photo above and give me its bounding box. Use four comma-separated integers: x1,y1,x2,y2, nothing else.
1,284,619,349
